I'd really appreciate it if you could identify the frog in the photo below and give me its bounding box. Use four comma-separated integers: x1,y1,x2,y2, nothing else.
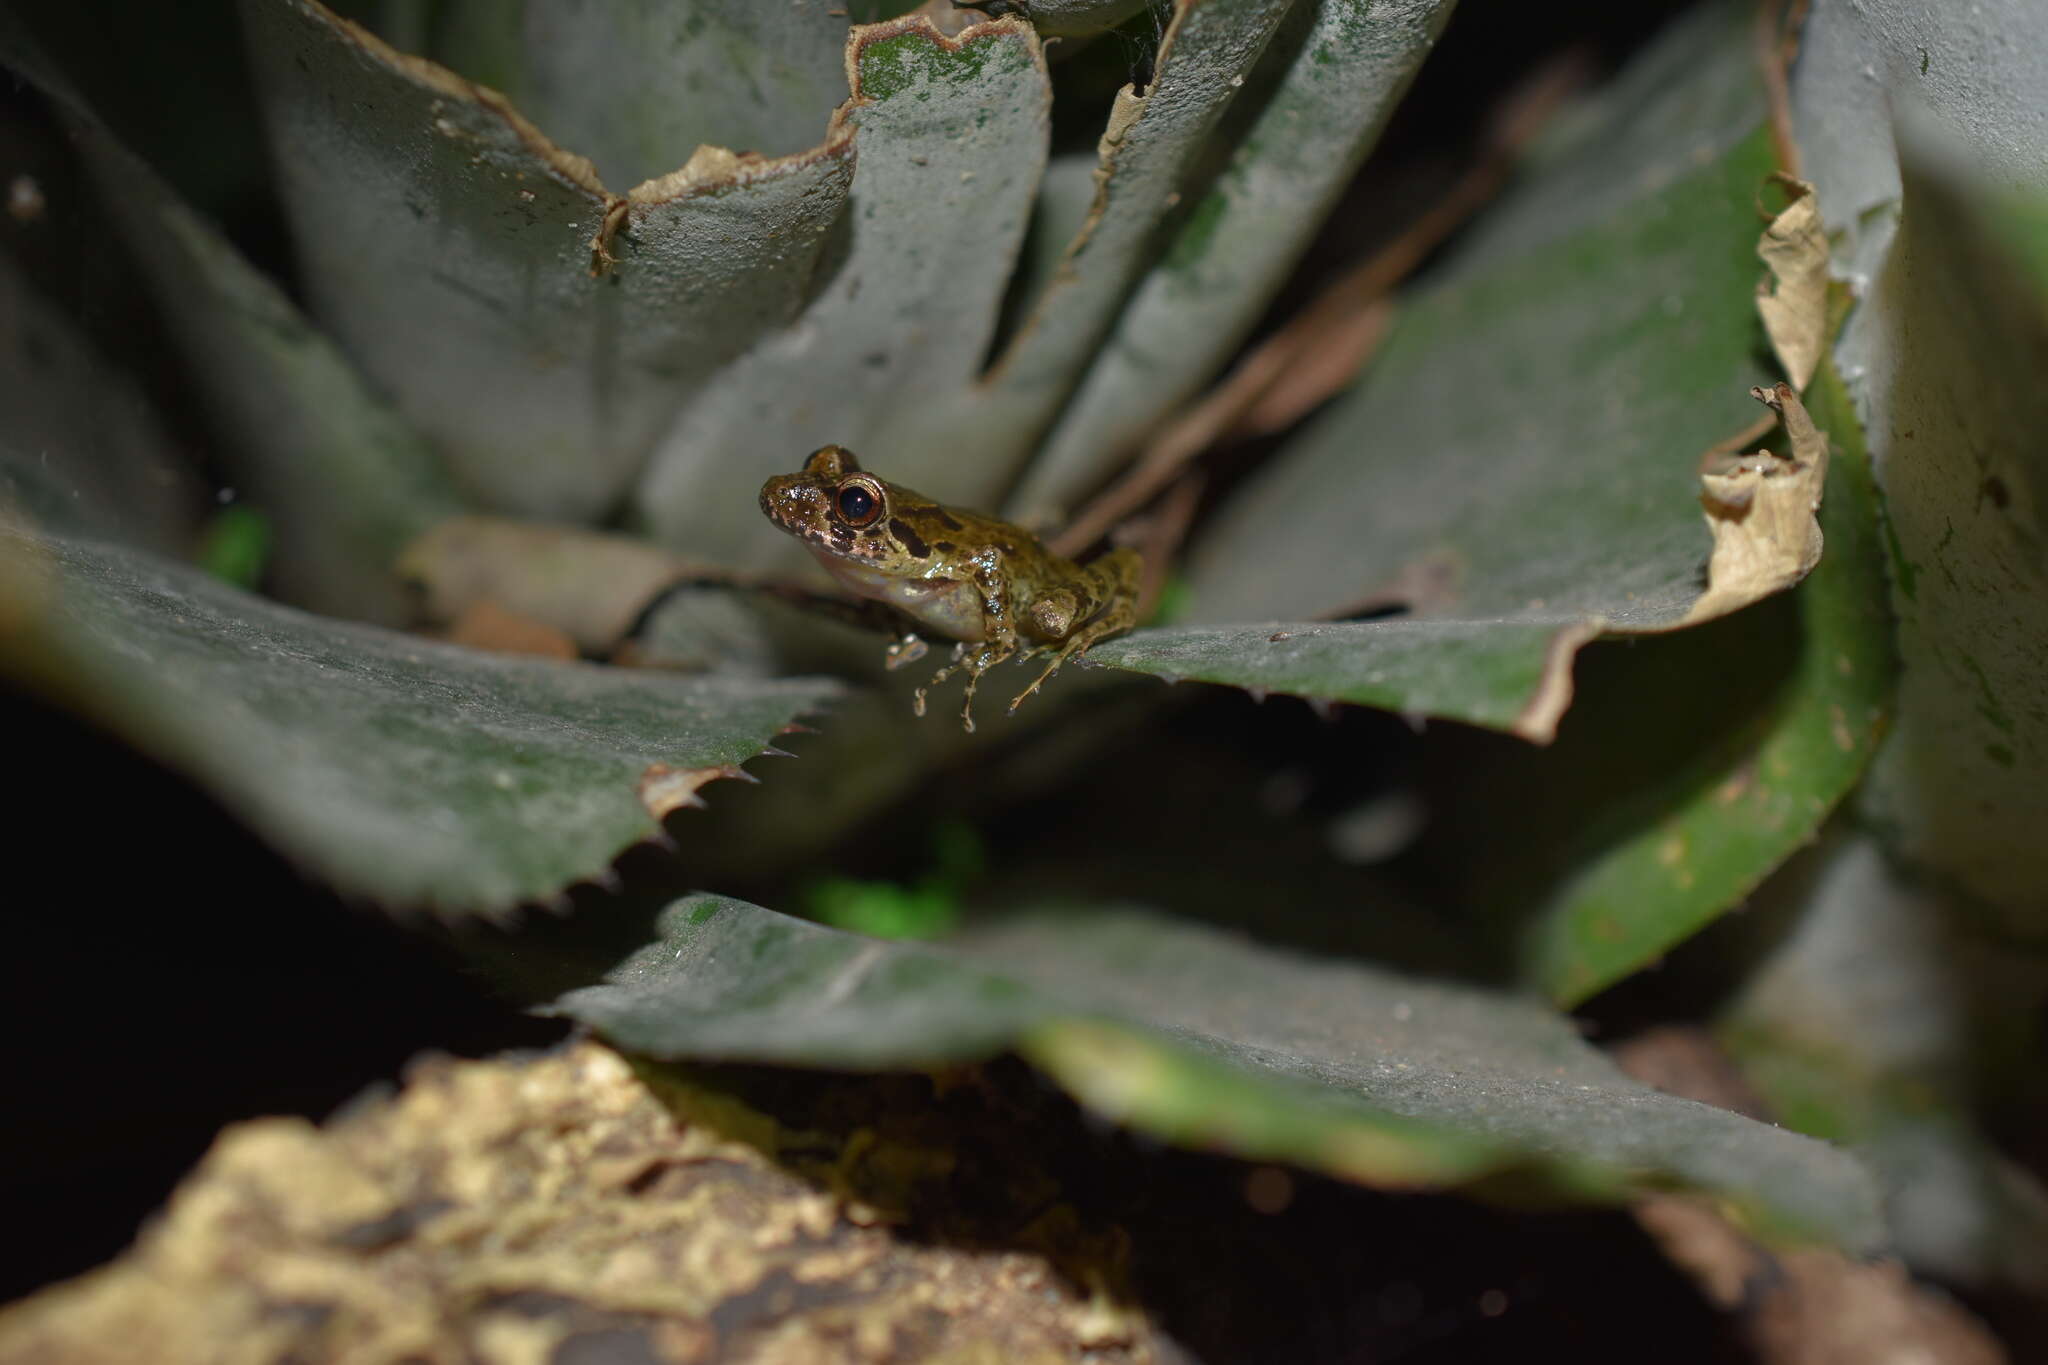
760,445,1141,731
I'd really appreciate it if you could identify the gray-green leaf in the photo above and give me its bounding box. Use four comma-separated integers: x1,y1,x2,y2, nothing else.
1096,2,1792,740
237,0,857,525
1009,0,1457,522
0,530,841,916
1791,0,2048,934
553,893,1886,1252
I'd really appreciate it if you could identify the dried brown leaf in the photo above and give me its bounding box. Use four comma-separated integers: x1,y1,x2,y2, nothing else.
1757,176,1830,391
1680,382,1828,626
1637,1198,2005,1365
399,516,713,653
444,600,579,660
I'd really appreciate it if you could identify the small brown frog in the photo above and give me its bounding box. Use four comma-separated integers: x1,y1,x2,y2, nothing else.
760,446,1140,730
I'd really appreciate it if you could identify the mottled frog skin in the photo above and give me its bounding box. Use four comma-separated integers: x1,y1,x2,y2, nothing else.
760,445,1141,730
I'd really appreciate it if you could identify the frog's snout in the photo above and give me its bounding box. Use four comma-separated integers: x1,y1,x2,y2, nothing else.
759,474,821,532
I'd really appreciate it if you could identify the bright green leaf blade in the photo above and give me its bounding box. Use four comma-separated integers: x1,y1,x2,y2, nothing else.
237,0,856,526
419,0,851,189
1516,357,1896,1003
1720,832,2048,1290
0,529,841,916
552,894,1886,1251
632,17,1052,563
1010,0,1457,522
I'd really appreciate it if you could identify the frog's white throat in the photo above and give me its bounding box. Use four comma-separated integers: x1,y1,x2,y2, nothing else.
809,550,987,642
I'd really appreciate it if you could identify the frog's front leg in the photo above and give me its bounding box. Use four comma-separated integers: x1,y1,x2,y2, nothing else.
913,557,1016,731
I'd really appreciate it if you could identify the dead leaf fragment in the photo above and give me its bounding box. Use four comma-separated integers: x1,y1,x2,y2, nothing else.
1618,1027,2003,1365
637,762,750,819
1513,618,1607,744
1681,382,1828,626
1611,1025,1771,1121
1637,1197,2005,1365
444,599,578,659
1756,176,1830,391
399,516,711,653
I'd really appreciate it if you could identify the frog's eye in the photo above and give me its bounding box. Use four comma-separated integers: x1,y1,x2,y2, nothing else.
835,477,884,528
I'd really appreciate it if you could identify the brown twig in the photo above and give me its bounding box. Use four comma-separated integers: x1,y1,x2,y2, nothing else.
1130,471,1204,621
1755,0,1810,178
1051,50,1593,559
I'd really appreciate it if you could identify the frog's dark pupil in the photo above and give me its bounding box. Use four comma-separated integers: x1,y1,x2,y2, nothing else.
838,485,877,524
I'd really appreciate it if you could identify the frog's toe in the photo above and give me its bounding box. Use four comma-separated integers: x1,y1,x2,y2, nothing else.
959,678,983,732
885,634,929,671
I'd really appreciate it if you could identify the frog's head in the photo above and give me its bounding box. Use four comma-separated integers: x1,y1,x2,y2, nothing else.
761,445,906,567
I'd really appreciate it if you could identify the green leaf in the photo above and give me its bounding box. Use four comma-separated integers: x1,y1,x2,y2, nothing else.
236,0,857,525
973,0,1297,493
1094,3,1793,737
415,0,852,189
635,2,1322,570
0,530,841,916
1087,617,1592,738
994,0,1157,38
195,506,273,590
0,251,197,557
79,129,467,625
1512,357,1897,1004
633,16,1054,562
551,893,1886,1252
1010,0,1458,522
1810,121,2048,932
1719,831,2048,1290
0,5,476,624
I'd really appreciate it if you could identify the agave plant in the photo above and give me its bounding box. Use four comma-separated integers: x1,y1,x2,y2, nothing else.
2,0,2045,1354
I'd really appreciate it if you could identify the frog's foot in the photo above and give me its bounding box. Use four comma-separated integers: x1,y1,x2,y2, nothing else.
1008,646,1075,713
885,632,929,671
915,642,1011,731
1007,614,1128,714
